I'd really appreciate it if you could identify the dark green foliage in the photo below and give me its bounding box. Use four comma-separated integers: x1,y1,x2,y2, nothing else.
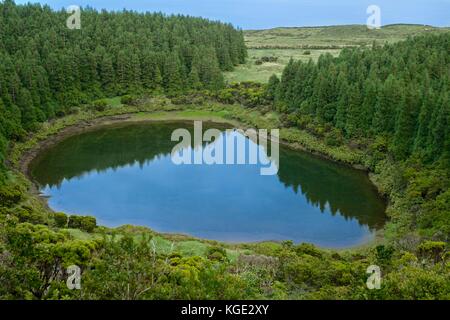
294,243,323,258
90,99,109,112
255,56,278,65
80,235,250,300
206,246,228,262
0,221,96,299
324,128,344,147
68,215,97,233
266,75,280,101
53,212,68,228
120,95,138,106
215,82,270,107
0,182,24,207
0,1,246,173
0,3,448,300
417,241,447,263
271,34,450,163
375,245,395,267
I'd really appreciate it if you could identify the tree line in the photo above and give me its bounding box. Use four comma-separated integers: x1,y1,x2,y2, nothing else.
268,33,450,164
0,0,247,179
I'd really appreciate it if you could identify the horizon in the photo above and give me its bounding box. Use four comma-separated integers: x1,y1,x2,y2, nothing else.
14,0,450,30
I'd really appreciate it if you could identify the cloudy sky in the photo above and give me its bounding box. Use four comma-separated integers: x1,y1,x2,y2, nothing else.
16,0,450,29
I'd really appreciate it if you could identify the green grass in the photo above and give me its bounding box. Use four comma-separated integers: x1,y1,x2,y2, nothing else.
244,24,450,48
65,228,102,241
224,48,340,83
130,109,239,124
65,226,249,259
104,96,123,108
225,24,450,83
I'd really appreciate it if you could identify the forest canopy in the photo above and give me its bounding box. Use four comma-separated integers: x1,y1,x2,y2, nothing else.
268,34,450,164
0,1,449,301
0,0,246,177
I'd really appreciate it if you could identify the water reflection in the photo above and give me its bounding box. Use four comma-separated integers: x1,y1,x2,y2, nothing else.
30,121,386,247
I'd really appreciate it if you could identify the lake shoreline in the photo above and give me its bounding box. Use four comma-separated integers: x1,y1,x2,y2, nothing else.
11,105,388,251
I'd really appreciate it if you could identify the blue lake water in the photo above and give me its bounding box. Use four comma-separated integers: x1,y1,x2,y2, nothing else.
30,121,386,248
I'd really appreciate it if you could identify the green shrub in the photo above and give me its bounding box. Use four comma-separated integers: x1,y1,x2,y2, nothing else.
53,212,68,228
120,95,138,105
325,129,344,147
68,215,97,233
376,245,395,265
14,206,47,224
295,243,322,258
0,183,24,207
417,241,447,263
90,99,109,112
206,246,228,262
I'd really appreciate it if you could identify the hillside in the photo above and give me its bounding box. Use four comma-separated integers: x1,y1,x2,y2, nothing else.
225,24,450,83
0,2,449,301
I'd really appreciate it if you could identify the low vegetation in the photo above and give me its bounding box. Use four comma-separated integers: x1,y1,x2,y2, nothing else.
0,2,448,300
2,88,449,299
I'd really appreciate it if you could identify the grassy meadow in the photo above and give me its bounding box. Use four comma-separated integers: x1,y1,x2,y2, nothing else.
225,24,450,83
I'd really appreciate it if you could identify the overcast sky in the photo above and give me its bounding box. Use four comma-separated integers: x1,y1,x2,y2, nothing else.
15,0,450,29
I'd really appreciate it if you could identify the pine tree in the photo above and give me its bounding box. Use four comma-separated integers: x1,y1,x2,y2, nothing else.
430,93,450,160
98,51,115,94
413,89,435,156
344,84,362,137
267,74,280,101
361,77,380,135
392,93,416,160
372,76,402,135
335,77,349,130
187,66,202,90
17,88,36,130
314,66,337,123
163,52,183,92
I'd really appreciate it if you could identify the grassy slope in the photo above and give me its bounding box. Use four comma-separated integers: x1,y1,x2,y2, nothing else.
225,24,450,83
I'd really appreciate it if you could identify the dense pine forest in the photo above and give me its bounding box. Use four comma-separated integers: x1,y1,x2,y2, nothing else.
264,34,450,239
0,0,246,178
0,1,449,300
268,34,449,163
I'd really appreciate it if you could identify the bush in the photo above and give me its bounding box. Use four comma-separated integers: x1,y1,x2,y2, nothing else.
14,206,47,224
90,99,108,112
206,246,228,262
68,215,97,233
0,183,24,207
280,112,300,128
255,56,278,65
53,212,68,228
120,95,138,106
417,241,447,263
325,129,344,147
295,243,322,258
376,245,395,264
